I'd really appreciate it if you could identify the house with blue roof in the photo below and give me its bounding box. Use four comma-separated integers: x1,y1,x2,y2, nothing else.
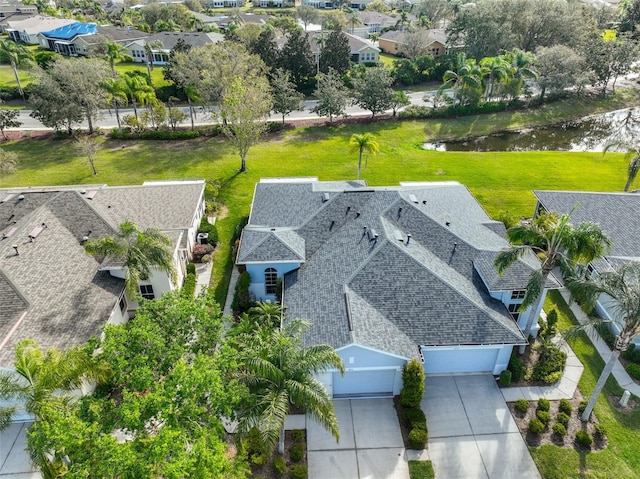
236,178,561,397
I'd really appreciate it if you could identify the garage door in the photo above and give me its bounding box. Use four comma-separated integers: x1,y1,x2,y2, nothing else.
422,347,500,374
333,369,396,397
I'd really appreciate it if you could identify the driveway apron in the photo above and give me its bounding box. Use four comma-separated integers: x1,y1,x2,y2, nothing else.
422,375,541,479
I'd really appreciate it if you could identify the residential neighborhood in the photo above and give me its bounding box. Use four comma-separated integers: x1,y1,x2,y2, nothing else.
1,0,640,478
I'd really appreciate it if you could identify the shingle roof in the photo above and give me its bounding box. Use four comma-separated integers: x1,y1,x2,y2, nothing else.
534,190,640,267
40,21,96,40
6,15,75,33
237,228,305,263
245,179,538,357
306,30,379,54
142,31,224,50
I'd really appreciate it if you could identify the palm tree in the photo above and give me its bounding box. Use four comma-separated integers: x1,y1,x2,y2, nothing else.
84,220,176,297
0,40,34,100
103,41,131,74
504,49,537,101
349,133,380,181
184,83,199,131
101,77,128,129
143,40,164,75
236,318,344,454
480,55,511,100
566,261,640,421
439,52,483,106
347,11,362,34
0,339,110,428
248,301,283,329
495,211,611,354
123,73,156,121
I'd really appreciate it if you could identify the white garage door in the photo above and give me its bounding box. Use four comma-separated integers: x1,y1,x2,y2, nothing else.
333,369,396,397
422,347,500,374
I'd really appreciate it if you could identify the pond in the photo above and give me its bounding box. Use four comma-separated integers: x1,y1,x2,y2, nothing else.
424,108,640,152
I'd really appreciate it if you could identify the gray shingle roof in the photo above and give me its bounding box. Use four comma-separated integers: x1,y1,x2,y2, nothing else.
238,228,305,263
245,179,539,357
143,31,224,50
534,190,640,265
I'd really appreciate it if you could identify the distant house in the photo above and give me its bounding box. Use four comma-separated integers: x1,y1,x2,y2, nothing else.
4,15,75,44
0,180,206,371
236,178,559,397
251,0,295,7
534,190,640,345
379,28,447,58
37,22,148,57
304,30,380,65
0,1,37,19
126,31,224,65
349,11,396,39
213,12,270,30
201,0,245,8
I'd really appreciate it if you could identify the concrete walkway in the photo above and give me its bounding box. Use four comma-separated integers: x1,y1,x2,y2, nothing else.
222,265,241,316
194,261,212,296
559,289,640,398
0,421,39,478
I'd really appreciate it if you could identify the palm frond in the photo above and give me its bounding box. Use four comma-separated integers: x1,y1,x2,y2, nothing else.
494,246,528,274
521,270,544,310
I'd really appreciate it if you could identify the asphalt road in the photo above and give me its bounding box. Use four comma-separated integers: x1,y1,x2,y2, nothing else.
8,90,437,131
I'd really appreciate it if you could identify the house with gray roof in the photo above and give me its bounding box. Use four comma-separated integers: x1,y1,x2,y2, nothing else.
534,190,640,344
237,178,559,397
126,31,224,65
0,180,205,370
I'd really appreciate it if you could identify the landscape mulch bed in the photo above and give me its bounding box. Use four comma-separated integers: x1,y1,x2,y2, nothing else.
249,429,308,479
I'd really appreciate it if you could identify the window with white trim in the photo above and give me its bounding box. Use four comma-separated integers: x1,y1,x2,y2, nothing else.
139,284,155,300
511,290,526,300
508,303,520,320
265,268,277,295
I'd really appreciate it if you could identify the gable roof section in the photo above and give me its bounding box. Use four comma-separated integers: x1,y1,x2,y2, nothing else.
238,228,305,263
40,21,96,40
6,15,74,33
143,31,224,50
245,179,539,355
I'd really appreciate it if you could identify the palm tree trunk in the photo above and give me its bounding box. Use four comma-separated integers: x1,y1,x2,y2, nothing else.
518,285,547,354
357,150,363,181
133,100,138,121
114,99,121,130
278,427,285,455
187,96,195,131
11,61,24,100
581,348,620,421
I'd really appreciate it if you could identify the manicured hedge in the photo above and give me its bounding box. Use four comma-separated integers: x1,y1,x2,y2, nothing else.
626,362,640,380
537,398,550,412
515,399,529,414
198,217,219,246
575,430,593,448
508,354,524,382
181,272,196,298
231,271,253,315
558,398,573,415
528,418,545,434
401,358,425,408
109,129,201,140
499,369,512,386
532,345,566,383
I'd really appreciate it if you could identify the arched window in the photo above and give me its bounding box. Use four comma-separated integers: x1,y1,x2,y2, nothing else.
265,268,277,295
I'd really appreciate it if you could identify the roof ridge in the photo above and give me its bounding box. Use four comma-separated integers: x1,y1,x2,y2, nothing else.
61,190,119,236
273,230,304,261
238,229,271,261
344,237,390,286
0,268,29,309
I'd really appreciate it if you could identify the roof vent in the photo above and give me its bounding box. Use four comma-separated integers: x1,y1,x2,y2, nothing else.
422,200,427,205
12,244,19,256
2,227,17,239
85,190,97,200
355,211,361,218
446,221,450,227
409,194,418,203
330,220,335,230
406,234,412,245
453,242,458,252
322,192,330,203
80,189,86,194
367,228,378,241
17,194,24,200
397,207,402,217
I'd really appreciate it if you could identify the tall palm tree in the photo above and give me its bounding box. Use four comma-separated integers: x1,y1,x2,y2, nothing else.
480,55,511,100
347,11,362,34
350,133,380,181
101,77,128,129
184,83,199,131
84,220,176,297
0,339,110,429
123,73,156,121
0,40,34,100
143,40,164,76
566,261,640,421
504,49,537,101
103,40,131,74
439,52,483,106
495,211,611,354
236,318,344,454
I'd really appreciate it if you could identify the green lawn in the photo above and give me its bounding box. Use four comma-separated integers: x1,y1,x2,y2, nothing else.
114,62,171,88
0,65,32,88
533,291,640,478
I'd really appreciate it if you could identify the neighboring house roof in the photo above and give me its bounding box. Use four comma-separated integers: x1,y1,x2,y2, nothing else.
0,180,205,368
5,15,75,34
358,11,395,27
140,31,224,50
306,30,380,54
239,179,546,359
534,190,640,269
191,11,221,24
40,21,96,40
94,24,149,41
380,28,446,46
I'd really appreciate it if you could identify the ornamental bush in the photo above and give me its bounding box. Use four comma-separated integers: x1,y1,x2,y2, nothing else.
408,428,428,449
290,443,305,463
528,418,545,434
594,423,607,440
556,412,570,426
273,456,286,477
403,407,427,431
536,410,551,425
575,430,593,448
292,429,305,442
181,273,196,298
231,271,253,315
559,398,573,415
401,358,425,408
537,398,550,412
532,345,567,383
626,363,640,380
508,354,524,382
515,399,530,413
552,423,567,437
198,217,219,246
499,369,512,386
290,465,308,479
186,263,196,275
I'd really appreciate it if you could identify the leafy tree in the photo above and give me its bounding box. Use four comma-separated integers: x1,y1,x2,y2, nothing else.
0,40,34,100
586,33,638,95
323,9,347,30
535,45,587,101
296,4,320,31
350,132,379,180
33,50,57,70
84,220,176,296
271,68,304,124
103,40,132,74
75,135,100,175
29,70,84,134
162,37,192,86
391,90,411,117
393,58,421,85
353,65,396,118
251,28,280,73
279,29,316,91
365,0,391,13
495,211,611,353
232,318,344,454
0,102,21,140
268,15,301,36
401,29,434,59
167,98,187,131
311,68,350,124
319,29,351,75
415,0,451,26
101,76,128,129
566,261,640,421
220,75,273,173
0,148,18,175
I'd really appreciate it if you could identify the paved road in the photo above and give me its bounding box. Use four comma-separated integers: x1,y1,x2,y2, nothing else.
8,90,437,131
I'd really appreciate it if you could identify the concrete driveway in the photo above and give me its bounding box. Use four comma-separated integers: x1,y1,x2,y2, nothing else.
307,399,409,479
422,375,541,479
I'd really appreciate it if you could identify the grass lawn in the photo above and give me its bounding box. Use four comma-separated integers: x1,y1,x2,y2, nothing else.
408,460,435,479
532,290,640,478
114,62,171,88
0,65,32,89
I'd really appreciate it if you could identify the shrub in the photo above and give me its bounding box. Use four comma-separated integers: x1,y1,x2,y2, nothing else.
403,407,427,431
528,418,545,434
108,129,201,140
290,465,308,479
552,423,567,437
289,443,305,463
508,354,524,382
514,399,530,414
192,243,214,262
595,323,615,349
243,428,266,456
292,429,305,442
251,453,267,466
231,271,253,315
273,456,287,476
546,309,558,331
499,369,512,386
536,410,551,425
594,423,606,440
575,430,593,448
408,428,428,449
578,399,588,414
401,358,425,408
201,254,212,263
186,263,196,275
556,412,570,426
626,363,640,380
532,344,567,383
632,349,640,363
559,398,573,415
181,273,196,298
198,217,219,246
537,398,550,412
